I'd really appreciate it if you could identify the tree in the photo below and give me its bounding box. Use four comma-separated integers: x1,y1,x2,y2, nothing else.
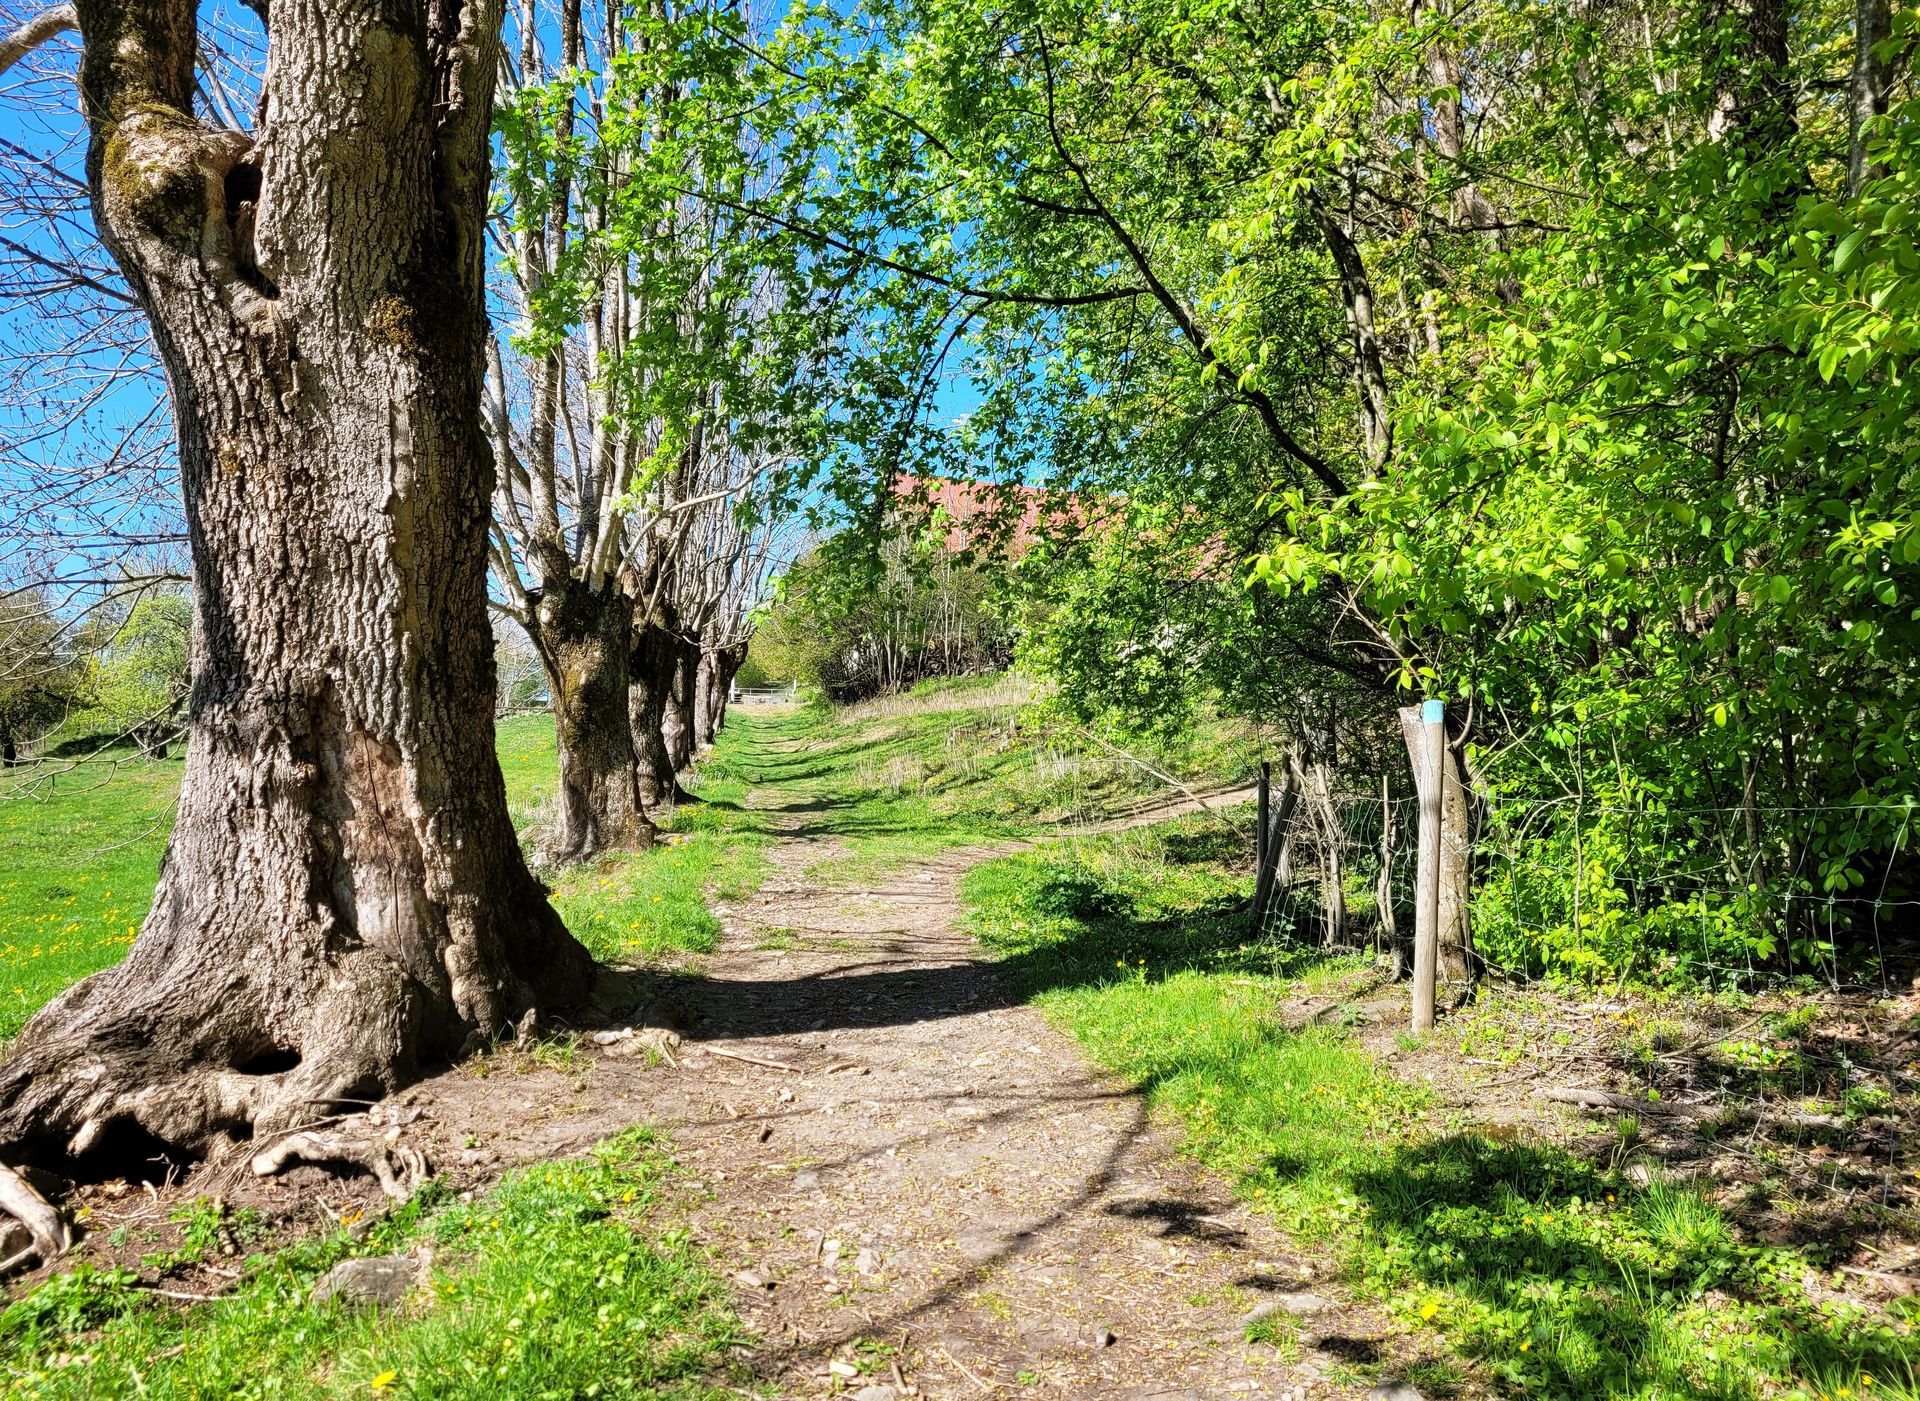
87,587,190,756
0,587,90,765
0,0,591,1168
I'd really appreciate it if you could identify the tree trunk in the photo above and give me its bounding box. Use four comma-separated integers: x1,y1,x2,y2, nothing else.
1398,705,1474,986
714,642,748,732
661,634,699,772
629,622,693,809
692,648,719,751
528,580,655,861
1848,0,1893,195
0,0,593,1165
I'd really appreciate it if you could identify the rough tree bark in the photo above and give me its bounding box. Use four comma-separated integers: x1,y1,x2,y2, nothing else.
0,0,592,1165
1848,0,1892,195
629,619,693,809
1398,705,1474,986
526,580,655,860
691,648,719,751
660,632,700,773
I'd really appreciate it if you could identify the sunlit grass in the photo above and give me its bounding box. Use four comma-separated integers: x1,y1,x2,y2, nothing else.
0,1130,745,1399
0,751,180,1038
962,823,1920,1399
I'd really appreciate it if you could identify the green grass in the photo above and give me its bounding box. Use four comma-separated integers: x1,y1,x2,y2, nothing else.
731,674,1256,886
0,1129,746,1399
0,714,779,1032
962,820,1920,1401
0,751,181,1038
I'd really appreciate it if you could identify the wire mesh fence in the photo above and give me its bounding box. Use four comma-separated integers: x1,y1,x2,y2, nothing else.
1248,776,1920,996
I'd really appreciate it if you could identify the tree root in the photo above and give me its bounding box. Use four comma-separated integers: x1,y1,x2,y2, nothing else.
0,1162,75,1270
251,1125,430,1200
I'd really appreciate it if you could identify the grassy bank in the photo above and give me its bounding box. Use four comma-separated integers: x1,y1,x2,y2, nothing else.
721,675,1257,887
0,1129,744,1399
963,820,1920,1400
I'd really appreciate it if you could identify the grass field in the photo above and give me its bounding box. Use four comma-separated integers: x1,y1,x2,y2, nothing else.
0,713,774,1037
0,754,182,1039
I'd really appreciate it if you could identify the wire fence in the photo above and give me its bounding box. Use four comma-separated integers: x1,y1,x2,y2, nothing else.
1247,779,1920,995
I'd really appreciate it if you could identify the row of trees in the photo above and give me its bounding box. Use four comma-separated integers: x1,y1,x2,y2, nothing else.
0,0,1912,1184
0,0,804,1176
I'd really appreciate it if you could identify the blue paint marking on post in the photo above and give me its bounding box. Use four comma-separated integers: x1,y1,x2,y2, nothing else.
1421,698,1446,724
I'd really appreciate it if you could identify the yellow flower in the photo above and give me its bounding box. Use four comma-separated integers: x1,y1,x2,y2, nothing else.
1519,1341,1531,1352
370,1372,398,1393
1419,1301,1439,1321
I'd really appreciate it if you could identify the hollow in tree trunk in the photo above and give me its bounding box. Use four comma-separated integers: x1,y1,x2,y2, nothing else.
0,0,593,1166
528,581,655,861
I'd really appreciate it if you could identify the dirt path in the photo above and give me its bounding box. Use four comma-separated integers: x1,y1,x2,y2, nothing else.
579,749,1404,1401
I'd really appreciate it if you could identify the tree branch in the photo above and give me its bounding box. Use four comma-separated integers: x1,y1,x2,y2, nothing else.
0,3,76,80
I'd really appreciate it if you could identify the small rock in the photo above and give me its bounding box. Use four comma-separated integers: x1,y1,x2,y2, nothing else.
854,1387,898,1401
827,1359,860,1378
822,1238,843,1267
1243,1293,1335,1323
1079,1324,1117,1349
855,1247,879,1275
0,1220,29,1262
733,1269,770,1290
1366,1383,1426,1401
311,1255,420,1310
792,1170,821,1190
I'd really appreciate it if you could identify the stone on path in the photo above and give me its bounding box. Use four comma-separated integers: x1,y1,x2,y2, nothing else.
1242,1291,1336,1322
310,1255,420,1310
1366,1383,1427,1401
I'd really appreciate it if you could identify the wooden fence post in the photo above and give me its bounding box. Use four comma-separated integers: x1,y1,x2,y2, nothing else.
1377,771,1399,973
1249,769,1299,939
1256,761,1272,873
1412,698,1446,1033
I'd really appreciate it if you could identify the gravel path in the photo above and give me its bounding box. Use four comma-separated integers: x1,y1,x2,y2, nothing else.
607,746,1402,1400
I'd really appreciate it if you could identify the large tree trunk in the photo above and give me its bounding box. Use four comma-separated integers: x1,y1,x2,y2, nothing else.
629,621,693,810
528,581,655,861
0,0,593,1166
1398,705,1474,988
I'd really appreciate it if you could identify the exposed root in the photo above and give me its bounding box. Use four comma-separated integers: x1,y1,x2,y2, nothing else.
251,1124,430,1201
0,1162,75,1269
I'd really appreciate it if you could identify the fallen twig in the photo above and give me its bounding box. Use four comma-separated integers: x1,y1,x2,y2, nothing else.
1538,1087,1701,1119
704,1046,802,1073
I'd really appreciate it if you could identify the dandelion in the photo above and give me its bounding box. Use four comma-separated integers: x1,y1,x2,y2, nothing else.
369,1372,398,1392
1419,1300,1439,1321
1519,1340,1531,1352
